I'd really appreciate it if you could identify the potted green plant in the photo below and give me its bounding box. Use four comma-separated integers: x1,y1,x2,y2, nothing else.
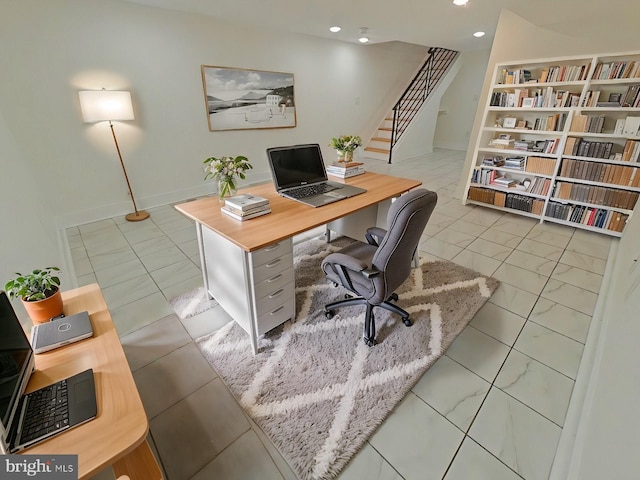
203,155,252,200
329,135,363,163
4,267,63,323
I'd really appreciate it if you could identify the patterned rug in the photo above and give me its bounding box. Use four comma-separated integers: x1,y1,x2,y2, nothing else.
195,236,500,480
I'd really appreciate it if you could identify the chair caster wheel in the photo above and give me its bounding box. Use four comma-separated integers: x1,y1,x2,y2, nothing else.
325,310,335,319
389,293,399,302
363,337,377,347
403,317,412,327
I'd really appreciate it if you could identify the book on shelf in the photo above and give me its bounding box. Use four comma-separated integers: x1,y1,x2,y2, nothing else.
221,205,271,221
223,193,270,211
622,116,640,137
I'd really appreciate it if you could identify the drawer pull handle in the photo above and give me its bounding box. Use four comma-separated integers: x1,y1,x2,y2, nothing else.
264,243,280,252
267,274,283,283
265,259,281,268
270,306,285,315
269,289,284,299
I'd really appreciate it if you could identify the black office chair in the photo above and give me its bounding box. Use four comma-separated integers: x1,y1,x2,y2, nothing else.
322,188,437,346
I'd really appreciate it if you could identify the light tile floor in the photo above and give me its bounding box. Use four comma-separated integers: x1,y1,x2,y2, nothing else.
66,149,614,480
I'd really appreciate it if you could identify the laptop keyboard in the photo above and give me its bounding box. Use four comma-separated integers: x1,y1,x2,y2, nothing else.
286,183,336,199
20,379,70,444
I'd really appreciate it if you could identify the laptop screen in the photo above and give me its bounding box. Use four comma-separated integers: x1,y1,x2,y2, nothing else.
267,144,328,190
0,292,34,451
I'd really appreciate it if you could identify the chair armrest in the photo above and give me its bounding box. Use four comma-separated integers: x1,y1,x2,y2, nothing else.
365,227,387,246
323,253,369,273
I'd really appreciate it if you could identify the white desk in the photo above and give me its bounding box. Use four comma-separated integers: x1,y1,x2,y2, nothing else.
175,172,421,353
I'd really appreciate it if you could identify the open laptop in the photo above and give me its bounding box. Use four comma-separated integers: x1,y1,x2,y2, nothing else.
0,291,97,453
30,310,93,354
267,143,366,207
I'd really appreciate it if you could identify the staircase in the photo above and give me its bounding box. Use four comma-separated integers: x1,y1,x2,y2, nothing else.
364,47,460,163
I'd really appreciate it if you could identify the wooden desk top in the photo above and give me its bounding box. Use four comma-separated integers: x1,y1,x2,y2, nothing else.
23,284,148,480
175,172,422,251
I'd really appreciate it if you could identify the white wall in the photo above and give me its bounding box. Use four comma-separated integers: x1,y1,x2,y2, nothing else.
434,49,491,151
0,0,428,281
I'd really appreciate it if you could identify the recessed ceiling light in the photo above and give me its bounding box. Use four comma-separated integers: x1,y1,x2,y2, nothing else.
453,0,468,5
358,36,370,43
358,27,370,43
473,31,485,37
329,26,341,33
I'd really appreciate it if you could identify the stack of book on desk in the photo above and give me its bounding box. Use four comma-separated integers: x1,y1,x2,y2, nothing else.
221,194,271,221
326,161,365,179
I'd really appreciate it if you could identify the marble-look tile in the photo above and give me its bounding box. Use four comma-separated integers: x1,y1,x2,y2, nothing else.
559,249,607,275
243,415,298,480
504,249,557,276
470,302,526,346
551,264,603,294
150,378,250,480
369,392,464,480
192,430,284,480
465,238,513,262
565,236,612,260
435,200,476,220
515,238,564,262
422,212,456,236
147,204,182,223
150,258,202,291
468,387,561,480
335,443,402,480
72,256,94,277
161,275,204,303
139,245,190,272
120,314,192,371
495,349,574,426
67,233,84,251
178,238,200,258
444,437,521,480
76,272,97,287
492,263,549,295
180,305,234,340
525,228,572,249
528,298,591,344
478,228,522,248
541,278,598,316
528,222,575,238
491,215,536,238
571,228,614,248
514,322,584,379
78,219,116,235
118,220,166,245
418,237,463,261
460,207,505,227
101,273,159,310
155,215,195,234
451,249,501,277
488,283,539,319
110,292,174,337
166,225,198,245
448,219,488,237
94,257,148,289
434,228,477,248
130,235,175,257
82,226,130,256
412,355,490,431
445,326,511,382
133,342,217,419
88,246,139,272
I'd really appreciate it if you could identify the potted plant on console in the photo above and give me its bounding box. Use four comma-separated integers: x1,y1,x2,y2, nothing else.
330,135,362,163
203,155,252,201
4,267,63,324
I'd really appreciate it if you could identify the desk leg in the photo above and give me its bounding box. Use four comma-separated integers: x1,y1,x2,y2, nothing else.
196,223,214,301
112,439,163,480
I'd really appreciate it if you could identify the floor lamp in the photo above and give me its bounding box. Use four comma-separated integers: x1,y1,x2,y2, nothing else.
79,90,150,222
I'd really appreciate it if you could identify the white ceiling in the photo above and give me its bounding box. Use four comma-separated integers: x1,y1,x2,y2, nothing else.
122,0,635,52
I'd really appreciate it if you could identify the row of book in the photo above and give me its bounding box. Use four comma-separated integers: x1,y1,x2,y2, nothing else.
582,86,640,108
527,113,568,132
570,114,605,133
467,187,544,215
553,181,639,210
221,194,271,221
593,61,640,80
490,87,579,109
545,202,628,232
559,158,640,187
564,137,614,159
326,161,365,179
498,64,590,85
525,156,557,175
488,136,559,155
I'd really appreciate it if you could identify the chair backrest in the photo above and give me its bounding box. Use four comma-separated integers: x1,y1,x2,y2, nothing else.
370,188,437,303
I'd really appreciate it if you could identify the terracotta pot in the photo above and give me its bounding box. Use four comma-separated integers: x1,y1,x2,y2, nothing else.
22,288,64,324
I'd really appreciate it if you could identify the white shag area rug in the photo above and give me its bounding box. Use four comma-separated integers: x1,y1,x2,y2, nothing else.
169,286,218,319
193,237,500,480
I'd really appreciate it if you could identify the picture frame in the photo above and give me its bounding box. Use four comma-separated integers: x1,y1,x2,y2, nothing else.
503,117,517,128
521,97,535,108
201,65,296,131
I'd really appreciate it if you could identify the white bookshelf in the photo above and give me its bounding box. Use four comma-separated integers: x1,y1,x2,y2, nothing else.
464,51,640,236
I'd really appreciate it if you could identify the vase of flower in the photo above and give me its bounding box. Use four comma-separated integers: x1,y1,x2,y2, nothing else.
203,155,252,201
330,135,362,164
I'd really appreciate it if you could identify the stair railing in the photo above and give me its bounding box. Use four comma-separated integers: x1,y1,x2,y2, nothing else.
388,47,459,163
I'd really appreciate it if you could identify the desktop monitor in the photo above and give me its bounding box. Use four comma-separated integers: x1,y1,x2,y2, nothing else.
0,291,35,454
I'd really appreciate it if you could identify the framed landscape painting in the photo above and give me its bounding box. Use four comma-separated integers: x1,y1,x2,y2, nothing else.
201,65,296,131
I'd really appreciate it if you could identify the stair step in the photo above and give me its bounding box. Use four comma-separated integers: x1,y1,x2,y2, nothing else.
365,146,390,154
379,127,392,132
371,137,391,143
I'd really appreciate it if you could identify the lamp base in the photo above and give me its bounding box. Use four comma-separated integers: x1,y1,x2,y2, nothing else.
125,210,150,222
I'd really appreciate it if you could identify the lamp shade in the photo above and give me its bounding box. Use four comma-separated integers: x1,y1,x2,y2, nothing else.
79,90,134,123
